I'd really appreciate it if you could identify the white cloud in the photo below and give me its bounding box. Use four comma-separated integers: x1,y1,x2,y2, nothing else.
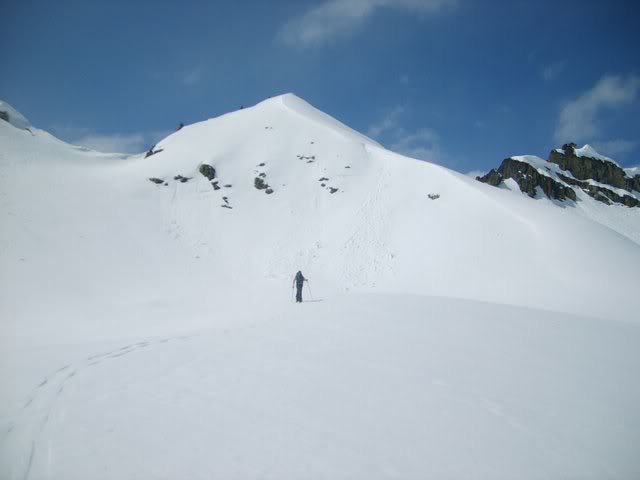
278,0,456,48
366,106,404,138
73,133,147,153
182,68,202,87
592,139,637,158
555,74,640,144
542,61,565,81
391,128,441,162
367,106,445,164
73,130,172,154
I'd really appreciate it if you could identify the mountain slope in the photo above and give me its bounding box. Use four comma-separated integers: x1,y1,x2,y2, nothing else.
1,96,640,479
2,95,639,331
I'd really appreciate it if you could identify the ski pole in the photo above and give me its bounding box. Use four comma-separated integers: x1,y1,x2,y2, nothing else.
306,281,313,300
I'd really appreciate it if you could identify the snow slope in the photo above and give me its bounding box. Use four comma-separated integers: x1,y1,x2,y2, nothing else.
1,95,640,479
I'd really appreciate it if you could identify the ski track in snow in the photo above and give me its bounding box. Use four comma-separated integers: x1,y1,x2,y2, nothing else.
340,159,395,289
1,335,193,480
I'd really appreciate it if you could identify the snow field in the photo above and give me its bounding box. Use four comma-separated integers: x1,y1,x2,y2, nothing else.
2,94,640,478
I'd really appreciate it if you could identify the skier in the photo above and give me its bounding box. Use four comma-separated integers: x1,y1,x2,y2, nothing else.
292,271,307,303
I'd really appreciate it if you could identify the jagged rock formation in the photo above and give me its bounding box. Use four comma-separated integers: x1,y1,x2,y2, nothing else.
478,158,576,202
549,143,636,191
477,143,639,207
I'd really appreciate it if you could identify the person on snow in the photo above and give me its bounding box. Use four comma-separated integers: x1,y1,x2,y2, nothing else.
293,271,307,303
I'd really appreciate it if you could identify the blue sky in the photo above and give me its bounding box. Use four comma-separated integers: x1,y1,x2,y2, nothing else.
2,0,639,172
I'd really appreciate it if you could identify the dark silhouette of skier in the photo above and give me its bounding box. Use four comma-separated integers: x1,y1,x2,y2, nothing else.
293,271,307,303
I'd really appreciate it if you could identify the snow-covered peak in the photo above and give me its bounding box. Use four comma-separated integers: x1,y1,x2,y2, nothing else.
274,93,381,148
0,100,32,130
574,144,618,164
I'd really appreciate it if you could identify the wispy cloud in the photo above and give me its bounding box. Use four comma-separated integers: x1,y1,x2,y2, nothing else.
73,133,147,153
71,130,172,154
367,106,404,138
182,68,202,87
52,123,175,154
277,0,457,48
391,128,442,162
542,61,565,81
367,106,445,164
555,74,640,145
592,139,637,158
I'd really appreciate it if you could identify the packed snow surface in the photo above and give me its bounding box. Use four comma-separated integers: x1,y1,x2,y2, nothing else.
1,94,639,479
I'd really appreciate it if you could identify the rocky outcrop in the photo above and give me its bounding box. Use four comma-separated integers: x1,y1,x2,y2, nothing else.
557,173,640,207
478,143,639,208
477,158,576,201
549,143,636,191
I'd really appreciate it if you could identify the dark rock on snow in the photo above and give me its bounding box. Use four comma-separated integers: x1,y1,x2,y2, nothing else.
199,164,216,181
477,142,639,207
254,177,269,190
477,158,576,202
145,145,164,158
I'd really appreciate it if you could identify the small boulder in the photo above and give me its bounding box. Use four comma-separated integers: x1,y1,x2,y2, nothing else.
199,164,216,181
254,177,268,190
